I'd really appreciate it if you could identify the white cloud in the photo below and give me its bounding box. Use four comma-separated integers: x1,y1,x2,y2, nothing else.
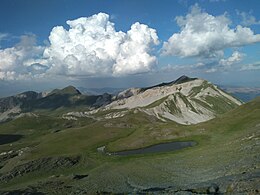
209,0,226,2
240,62,260,71
161,4,260,58
0,33,9,49
0,33,8,41
113,22,159,75
0,13,159,80
194,62,205,67
0,35,46,80
219,51,244,66
236,10,260,26
44,13,159,76
205,68,217,73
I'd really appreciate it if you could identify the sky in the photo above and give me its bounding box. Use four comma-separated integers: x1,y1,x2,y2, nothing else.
0,0,260,96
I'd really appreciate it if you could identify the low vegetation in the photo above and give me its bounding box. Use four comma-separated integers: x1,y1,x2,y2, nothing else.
0,77,258,194
0,97,259,194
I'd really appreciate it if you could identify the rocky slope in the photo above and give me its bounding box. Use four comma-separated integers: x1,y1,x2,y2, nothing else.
0,76,242,125
0,97,259,194
106,76,242,124
0,86,111,122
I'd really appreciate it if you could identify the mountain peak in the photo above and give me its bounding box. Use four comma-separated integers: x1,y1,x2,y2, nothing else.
63,86,81,94
16,91,39,99
106,77,242,125
174,75,197,84
50,86,81,96
140,75,197,92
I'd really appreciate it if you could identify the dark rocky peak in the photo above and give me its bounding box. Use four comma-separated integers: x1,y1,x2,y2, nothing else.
141,75,197,92
0,91,39,113
94,93,113,107
173,75,197,84
15,91,40,100
49,86,81,96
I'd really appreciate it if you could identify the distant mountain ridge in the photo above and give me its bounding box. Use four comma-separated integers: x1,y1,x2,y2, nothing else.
48,86,81,96
221,86,260,102
141,75,197,92
0,76,242,124
0,85,111,122
77,87,126,95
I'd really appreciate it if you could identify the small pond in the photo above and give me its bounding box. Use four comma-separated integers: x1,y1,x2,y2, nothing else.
0,134,23,145
109,141,196,156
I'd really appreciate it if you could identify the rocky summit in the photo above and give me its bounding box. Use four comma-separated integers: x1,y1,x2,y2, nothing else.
105,76,242,124
0,76,242,125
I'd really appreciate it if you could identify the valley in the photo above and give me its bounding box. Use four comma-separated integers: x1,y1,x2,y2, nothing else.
0,76,259,194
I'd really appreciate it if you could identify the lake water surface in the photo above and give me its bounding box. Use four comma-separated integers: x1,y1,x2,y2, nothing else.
112,141,196,156
0,134,23,145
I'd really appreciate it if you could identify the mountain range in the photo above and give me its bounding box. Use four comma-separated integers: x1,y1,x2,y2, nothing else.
222,86,260,102
0,75,259,194
0,75,242,125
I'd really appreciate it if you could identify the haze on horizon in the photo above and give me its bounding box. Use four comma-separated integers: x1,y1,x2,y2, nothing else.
0,0,260,97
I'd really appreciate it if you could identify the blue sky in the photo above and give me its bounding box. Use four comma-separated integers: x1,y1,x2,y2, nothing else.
0,0,260,96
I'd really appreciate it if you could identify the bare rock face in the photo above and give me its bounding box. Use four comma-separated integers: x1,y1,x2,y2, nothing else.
105,76,242,125
94,93,112,106
0,76,242,125
0,91,39,113
0,156,81,183
0,86,103,122
114,88,142,100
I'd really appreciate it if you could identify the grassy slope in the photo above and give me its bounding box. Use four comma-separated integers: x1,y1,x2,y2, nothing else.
85,97,260,193
143,81,241,123
0,98,259,193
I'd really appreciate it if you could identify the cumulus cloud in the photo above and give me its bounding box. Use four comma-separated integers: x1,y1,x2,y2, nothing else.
0,35,46,80
0,13,159,80
161,4,260,58
202,51,245,73
44,13,159,76
113,22,159,75
236,10,260,26
219,51,244,66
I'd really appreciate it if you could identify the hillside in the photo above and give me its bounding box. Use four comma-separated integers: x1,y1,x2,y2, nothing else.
0,76,242,125
0,86,112,122
103,76,242,124
0,76,257,194
0,95,259,194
